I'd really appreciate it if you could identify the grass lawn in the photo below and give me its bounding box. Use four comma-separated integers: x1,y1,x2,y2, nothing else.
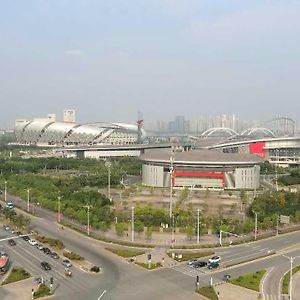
2,267,31,285
282,265,300,294
33,284,52,299
135,262,162,270
196,286,218,300
230,270,266,292
167,251,214,262
105,248,145,258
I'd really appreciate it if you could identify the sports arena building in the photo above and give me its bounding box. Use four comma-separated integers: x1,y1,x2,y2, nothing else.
14,118,146,147
141,149,262,190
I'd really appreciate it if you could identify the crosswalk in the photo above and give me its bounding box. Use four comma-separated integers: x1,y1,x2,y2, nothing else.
263,294,286,300
171,263,208,278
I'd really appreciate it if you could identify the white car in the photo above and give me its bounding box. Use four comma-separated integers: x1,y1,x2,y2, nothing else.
28,239,38,246
208,256,221,264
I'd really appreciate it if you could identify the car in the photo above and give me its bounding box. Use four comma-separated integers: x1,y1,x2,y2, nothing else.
40,261,51,271
28,239,38,246
6,202,14,209
22,235,30,241
223,274,231,282
207,262,219,270
42,247,51,255
187,259,198,266
208,256,221,264
51,252,59,259
3,225,10,231
8,239,16,246
62,259,72,268
36,244,44,250
16,231,23,236
193,261,207,268
10,229,15,234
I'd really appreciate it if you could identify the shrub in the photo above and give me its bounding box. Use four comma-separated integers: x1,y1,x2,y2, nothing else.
63,251,84,261
90,266,101,273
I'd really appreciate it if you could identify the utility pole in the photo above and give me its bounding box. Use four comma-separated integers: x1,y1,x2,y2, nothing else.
197,209,200,244
105,160,111,202
57,196,63,223
83,204,93,236
4,181,7,203
169,148,174,218
131,206,135,242
26,188,31,213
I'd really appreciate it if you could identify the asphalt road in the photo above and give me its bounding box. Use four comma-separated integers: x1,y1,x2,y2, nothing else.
3,196,300,299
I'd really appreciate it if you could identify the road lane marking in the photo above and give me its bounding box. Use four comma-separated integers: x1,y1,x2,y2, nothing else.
261,267,274,298
97,290,107,299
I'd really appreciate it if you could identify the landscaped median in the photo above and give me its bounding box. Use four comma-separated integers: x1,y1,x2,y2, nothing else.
282,265,300,295
1,266,31,285
105,248,145,258
167,250,214,262
33,283,52,299
135,262,162,270
229,270,266,292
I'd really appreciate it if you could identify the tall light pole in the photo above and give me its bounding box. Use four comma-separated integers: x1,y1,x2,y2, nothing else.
171,214,175,248
197,209,200,244
169,149,174,218
4,181,7,203
131,206,135,242
26,188,31,213
253,211,258,240
105,160,112,202
57,196,63,223
283,255,298,300
83,204,93,236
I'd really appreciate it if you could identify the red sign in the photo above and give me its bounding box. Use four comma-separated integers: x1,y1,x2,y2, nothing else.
249,142,266,158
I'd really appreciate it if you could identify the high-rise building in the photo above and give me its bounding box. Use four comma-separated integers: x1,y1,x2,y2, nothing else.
63,110,76,123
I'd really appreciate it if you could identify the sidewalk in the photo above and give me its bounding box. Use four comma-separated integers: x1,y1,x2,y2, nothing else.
214,283,259,300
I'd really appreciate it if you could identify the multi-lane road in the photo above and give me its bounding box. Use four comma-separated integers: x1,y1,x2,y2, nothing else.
2,197,300,299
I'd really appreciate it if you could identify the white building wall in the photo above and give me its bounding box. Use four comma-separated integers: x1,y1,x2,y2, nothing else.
142,164,164,187
234,165,260,189
84,150,141,159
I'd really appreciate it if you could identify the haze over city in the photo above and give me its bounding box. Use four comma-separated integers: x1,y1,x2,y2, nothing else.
1,0,300,128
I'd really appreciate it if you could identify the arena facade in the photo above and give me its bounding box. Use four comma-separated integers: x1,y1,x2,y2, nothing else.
14,118,146,147
141,149,262,190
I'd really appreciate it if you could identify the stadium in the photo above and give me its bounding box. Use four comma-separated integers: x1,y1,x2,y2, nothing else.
14,119,147,147
141,149,262,190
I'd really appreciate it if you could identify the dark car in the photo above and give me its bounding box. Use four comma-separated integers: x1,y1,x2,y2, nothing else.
207,262,219,270
40,261,51,271
193,261,207,268
51,252,59,259
8,239,16,246
22,235,30,241
42,247,51,255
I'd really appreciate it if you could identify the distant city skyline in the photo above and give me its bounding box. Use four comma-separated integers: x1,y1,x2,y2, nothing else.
1,1,300,128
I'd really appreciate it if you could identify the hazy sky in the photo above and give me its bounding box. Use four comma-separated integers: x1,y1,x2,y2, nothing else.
1,0,300,128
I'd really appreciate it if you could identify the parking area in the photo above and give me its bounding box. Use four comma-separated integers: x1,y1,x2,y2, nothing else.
0,225,100,299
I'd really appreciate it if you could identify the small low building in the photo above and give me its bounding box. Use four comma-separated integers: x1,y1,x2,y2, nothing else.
140,149,262,190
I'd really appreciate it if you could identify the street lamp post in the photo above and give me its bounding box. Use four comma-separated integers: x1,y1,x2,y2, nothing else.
4,181,7,203
57,196,63,223
171,214,175,248
83,204,93,236
26,188,31,213
131,206,135,242
169,150,174,218
197,209,200,244
283,255,298,300
253,211,258,240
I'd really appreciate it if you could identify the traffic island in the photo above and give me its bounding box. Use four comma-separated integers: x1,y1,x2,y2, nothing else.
196,286,218,300
229,270,266,292
33,283,52,299
1,266,31,285
134,262,162,270
105,248,145,258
